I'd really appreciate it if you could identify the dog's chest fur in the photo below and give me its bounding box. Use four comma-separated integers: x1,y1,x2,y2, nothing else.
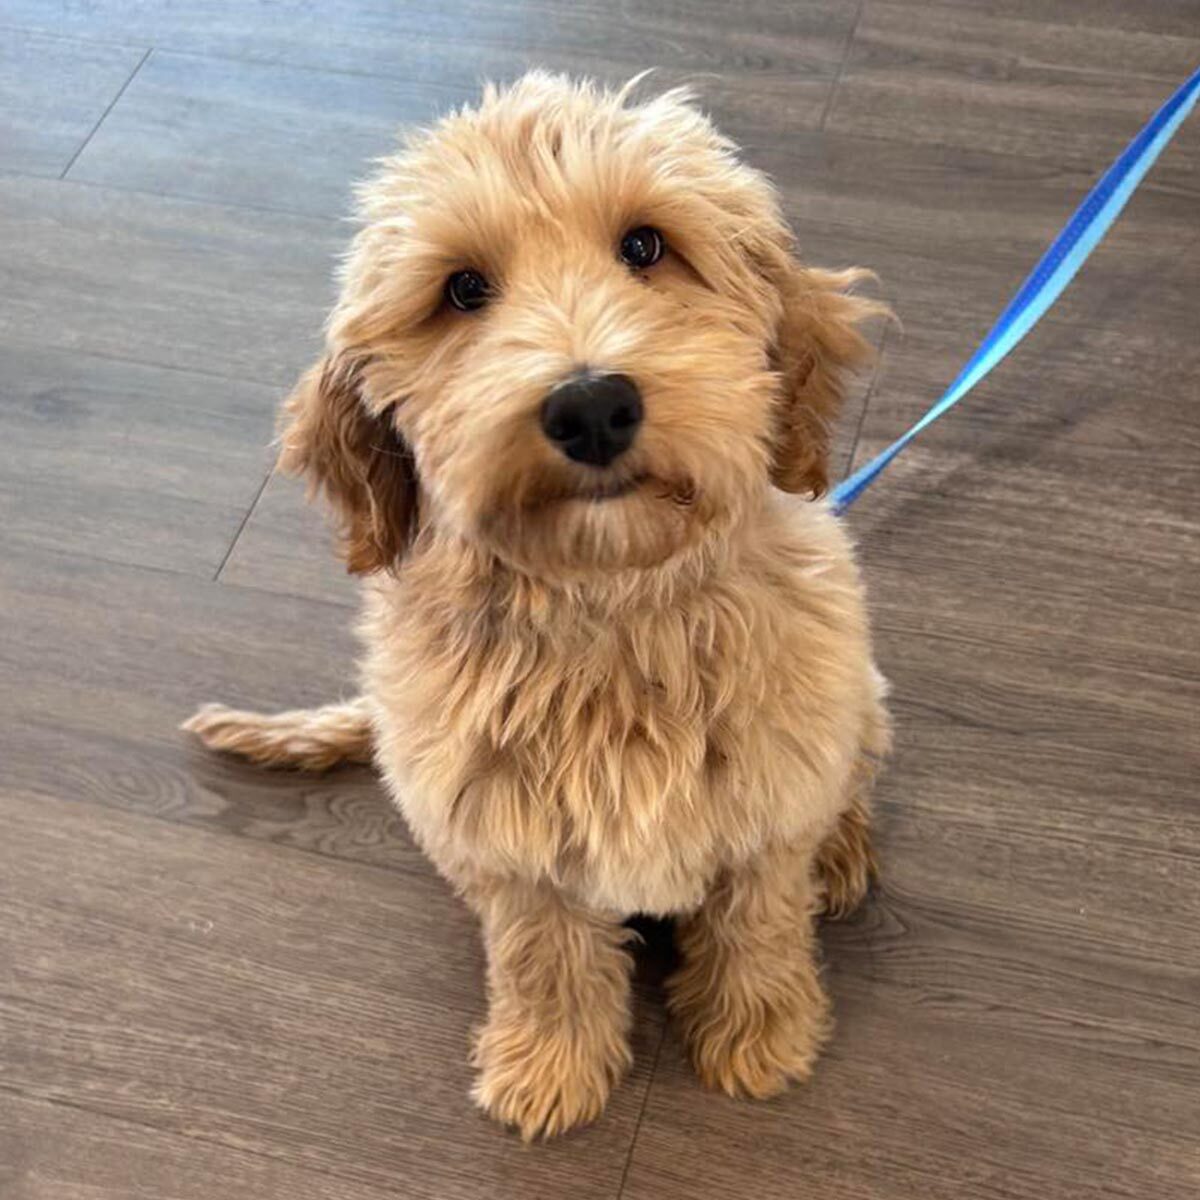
362,507,873,916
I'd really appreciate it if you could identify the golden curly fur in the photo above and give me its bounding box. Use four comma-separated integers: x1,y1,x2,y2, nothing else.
185,73,889,1140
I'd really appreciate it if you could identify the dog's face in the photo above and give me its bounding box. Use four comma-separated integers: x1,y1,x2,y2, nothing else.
281,74,877,579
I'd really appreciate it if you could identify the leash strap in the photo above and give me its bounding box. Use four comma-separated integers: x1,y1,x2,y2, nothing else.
830,65,1200,515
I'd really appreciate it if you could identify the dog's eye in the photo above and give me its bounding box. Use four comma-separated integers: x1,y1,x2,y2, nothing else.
619,226,665,270
446,269,491,312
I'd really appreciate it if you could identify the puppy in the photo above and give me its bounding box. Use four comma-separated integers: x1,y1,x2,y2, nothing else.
185,72,889,1140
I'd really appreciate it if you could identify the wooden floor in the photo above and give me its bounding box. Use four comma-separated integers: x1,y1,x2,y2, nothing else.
2,3,1198,1196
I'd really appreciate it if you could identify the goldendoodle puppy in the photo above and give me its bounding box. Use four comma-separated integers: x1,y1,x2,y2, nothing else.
185,72,888,1140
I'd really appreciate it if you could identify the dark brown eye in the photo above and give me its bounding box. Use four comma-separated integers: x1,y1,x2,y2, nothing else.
619,226,665,269
446,269,491,312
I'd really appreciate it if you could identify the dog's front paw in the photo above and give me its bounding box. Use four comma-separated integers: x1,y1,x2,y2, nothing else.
673,983,831,1099
471,1013,631,1140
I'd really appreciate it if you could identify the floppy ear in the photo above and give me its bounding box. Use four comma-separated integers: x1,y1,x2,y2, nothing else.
768,265,883,498
277,353,419,574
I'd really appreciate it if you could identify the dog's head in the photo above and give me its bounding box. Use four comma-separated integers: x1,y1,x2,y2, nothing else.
282,73,880,579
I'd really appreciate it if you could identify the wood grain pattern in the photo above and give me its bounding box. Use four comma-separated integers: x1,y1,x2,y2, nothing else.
844,256,1200,679
0,175,338,387
0,543,393,869
623,620,1200,1200
0,1092,402,1200
625,973,1198,1200
67,50,476,217
754,127,1197,340
0,342,277,575
950,0,1200,39
1,1,1198,1196
0,29,147,177
0,1,860,142
828,2,1200,185
0,791,664,1199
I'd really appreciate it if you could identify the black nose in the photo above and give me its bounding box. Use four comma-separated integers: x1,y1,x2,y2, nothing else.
540,371,643,467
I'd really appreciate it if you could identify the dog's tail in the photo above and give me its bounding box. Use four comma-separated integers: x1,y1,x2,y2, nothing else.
181,697,373,771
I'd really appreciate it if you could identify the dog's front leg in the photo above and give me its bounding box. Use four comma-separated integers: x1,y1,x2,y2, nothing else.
468,878,634,1140
668,839,830,1098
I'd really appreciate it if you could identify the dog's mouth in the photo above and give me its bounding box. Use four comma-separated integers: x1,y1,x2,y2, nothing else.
485,466,709,574
524,471,650,508
572,472,649,502
549,472,700,509
506,469,703,542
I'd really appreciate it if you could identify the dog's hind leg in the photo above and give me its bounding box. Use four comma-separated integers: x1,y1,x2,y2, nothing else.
814,786,877,919
816,688,888,918
181,697,373,771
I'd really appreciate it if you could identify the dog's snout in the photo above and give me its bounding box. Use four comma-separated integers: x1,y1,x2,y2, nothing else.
540,371,643,467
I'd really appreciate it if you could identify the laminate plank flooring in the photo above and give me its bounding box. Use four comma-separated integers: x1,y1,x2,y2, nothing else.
218,472,360,608
1,790,663,1200
0,1092,404,1200
1,2,1197,1197
0,29,147,177
0,1,860,141
0,175,339,386
66,51,476,217
0,344,276,575
623,624,1200,1200
828,1,1200,184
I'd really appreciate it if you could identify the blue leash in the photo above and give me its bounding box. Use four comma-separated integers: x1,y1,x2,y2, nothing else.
830,65,1200,516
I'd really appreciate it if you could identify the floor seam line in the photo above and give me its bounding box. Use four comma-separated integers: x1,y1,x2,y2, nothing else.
59,46,153,180
213,467,276,582
844,321,890,477
1,539,356,613
0,340,288,389
53,170,354,223
818,0,863,133
615,1020,668,1200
